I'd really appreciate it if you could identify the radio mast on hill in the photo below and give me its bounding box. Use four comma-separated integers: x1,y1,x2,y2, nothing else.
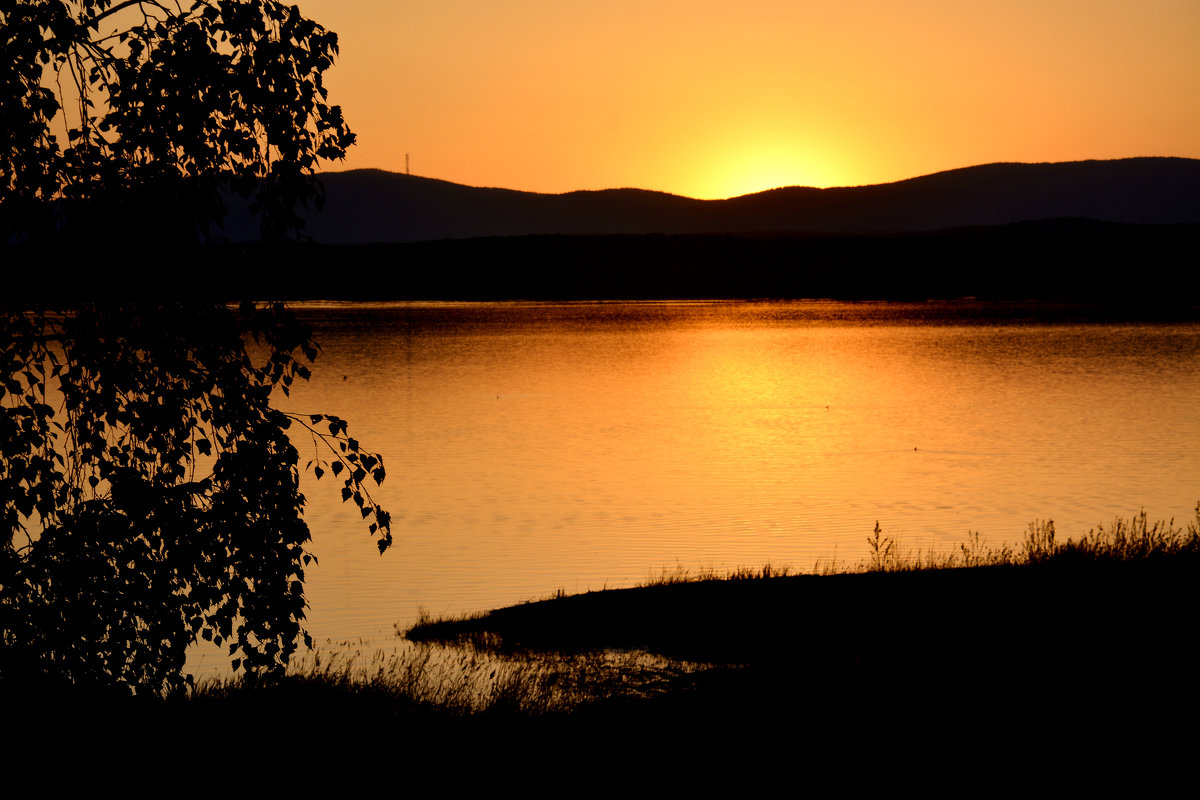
406,154,410,175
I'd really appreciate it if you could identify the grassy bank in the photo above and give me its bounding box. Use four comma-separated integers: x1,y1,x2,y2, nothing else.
391,508,1200,766
405,509,1200,663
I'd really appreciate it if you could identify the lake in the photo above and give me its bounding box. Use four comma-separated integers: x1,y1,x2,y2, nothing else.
189,300,1200,674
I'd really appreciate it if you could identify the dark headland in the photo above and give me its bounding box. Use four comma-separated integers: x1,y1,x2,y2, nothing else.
399,518,1200,772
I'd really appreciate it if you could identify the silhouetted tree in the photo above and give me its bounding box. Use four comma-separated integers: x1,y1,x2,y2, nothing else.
0,302,390,694
1,0,354,243
1,4,385,694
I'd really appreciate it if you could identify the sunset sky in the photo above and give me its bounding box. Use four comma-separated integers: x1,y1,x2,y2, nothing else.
295,1,1200,199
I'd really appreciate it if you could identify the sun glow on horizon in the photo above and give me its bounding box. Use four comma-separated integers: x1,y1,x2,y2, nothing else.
295,0,1200,197
685,139,849,199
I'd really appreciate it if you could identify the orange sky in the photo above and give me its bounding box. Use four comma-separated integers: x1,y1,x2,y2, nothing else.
295,0,1200,199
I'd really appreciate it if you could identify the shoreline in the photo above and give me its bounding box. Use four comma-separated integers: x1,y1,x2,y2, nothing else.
6,223,1200,307
10,514,1199,772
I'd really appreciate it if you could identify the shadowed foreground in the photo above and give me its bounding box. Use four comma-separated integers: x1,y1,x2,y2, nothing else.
400,559,1199,759
11,517,1199,780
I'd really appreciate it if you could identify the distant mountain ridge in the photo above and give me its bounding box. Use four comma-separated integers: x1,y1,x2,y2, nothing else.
221,157,1200,244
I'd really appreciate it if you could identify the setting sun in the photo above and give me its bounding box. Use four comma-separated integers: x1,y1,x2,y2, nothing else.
293,0,1200,196
688,138,845,199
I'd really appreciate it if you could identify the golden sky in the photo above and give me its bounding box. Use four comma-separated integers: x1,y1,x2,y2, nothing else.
296,0,1200,199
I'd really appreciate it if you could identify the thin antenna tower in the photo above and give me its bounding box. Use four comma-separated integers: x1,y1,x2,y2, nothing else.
406,154,410,175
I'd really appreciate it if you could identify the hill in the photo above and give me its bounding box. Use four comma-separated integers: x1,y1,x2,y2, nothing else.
7,158,1199,304
218,157,1200,244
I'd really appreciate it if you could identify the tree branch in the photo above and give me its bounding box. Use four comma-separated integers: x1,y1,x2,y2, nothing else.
90,0,174,28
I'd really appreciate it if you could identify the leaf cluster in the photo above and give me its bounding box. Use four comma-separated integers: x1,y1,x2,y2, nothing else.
0,301,390,694
1,1,355,244
297,412,392,554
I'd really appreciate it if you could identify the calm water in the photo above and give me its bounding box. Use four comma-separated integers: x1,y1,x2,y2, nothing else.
195,300,1200,672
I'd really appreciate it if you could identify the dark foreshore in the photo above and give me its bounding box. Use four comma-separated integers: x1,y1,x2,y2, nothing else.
403,553,1200,750
10,533,1199,781
20,549,1196,780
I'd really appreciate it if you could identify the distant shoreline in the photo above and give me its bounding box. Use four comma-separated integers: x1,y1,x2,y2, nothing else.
7,221,1200,308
